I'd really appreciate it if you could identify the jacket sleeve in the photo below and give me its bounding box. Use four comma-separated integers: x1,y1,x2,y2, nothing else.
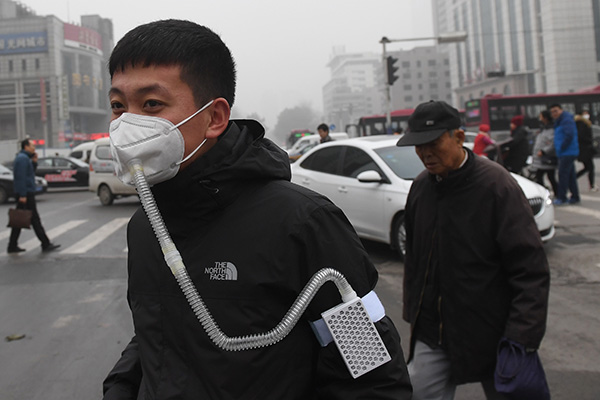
495,175,550,349
102,336,142,400
559,119,576,152
12,156,29,197
299,203,412,400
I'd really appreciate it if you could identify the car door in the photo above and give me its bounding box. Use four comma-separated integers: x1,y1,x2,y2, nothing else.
335,146,387,241
293,146,344,204
36,158,61,185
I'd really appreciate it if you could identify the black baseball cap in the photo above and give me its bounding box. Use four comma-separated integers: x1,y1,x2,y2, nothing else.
396,101,462,146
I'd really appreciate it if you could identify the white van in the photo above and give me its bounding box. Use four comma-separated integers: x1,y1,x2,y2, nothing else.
88,137,137,205
287,132,349,163
69,141,95,164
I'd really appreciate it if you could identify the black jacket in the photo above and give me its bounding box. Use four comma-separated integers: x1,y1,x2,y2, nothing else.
403,148,549,384
502,126,530,173
103,120,411,400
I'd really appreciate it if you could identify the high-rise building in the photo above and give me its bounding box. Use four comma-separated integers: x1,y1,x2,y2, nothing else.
322,48,384,132
322,45,451,131
0,0,113,154
432,0,600,109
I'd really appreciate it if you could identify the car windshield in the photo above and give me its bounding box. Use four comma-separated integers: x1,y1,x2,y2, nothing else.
374,145,425,180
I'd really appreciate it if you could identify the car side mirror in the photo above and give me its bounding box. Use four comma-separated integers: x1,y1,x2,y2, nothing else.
357,170,384,183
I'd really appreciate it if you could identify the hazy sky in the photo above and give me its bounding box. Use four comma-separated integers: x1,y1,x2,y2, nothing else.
22,0,434,132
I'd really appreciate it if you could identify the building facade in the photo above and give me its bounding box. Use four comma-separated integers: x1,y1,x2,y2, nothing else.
0,0,113,155
432,0,600,109
322,48,384,132
322,45,451,131
389,46,453,110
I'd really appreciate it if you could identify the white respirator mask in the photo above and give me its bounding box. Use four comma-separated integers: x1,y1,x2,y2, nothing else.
109,99,214,186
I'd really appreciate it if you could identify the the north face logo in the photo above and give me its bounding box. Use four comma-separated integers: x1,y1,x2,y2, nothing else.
205,262,238,281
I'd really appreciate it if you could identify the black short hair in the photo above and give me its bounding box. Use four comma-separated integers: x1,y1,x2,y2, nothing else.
317,123,329,132
540,110,552,122
109,19,236,108
21,139,30,150
549,103,562,110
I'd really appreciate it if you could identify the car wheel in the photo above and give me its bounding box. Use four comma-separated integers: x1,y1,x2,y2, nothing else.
0,185,8,204
99,184,114,206
392,213,406,261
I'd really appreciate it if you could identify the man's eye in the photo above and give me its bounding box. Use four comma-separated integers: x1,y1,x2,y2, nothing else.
111,101,123,110
145,100,162,108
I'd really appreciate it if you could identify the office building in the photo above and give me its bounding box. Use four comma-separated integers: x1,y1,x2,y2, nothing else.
432,0,600,108
0,0,113,152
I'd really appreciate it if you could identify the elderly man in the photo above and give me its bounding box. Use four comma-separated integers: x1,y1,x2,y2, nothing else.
397,100,550,400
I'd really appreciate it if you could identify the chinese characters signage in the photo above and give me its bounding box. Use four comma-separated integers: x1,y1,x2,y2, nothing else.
0,32,48,55
63,23,103,55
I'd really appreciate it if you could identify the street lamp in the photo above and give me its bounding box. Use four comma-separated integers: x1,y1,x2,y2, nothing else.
380,31,468,133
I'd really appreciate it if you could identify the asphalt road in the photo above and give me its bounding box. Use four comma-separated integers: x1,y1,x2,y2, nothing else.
1,171,599,399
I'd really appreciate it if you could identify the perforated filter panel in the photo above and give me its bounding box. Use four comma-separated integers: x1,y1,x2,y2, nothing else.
322,297,391,378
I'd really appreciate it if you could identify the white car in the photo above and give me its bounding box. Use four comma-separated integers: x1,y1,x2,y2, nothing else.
88,137,138,205
291,136,554,258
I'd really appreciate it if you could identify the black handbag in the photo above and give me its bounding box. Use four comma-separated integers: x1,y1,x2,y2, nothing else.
7,208,32,229
494,338,550,399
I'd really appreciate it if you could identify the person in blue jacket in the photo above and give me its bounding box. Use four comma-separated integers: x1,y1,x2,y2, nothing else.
550,104,580,205
7,139,60,253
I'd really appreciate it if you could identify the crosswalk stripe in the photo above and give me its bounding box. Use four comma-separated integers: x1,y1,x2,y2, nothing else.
560,206,600,220
21,219,88,251
60,218,129,254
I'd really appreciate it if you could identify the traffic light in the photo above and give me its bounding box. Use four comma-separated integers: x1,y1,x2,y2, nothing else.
386,55,399,85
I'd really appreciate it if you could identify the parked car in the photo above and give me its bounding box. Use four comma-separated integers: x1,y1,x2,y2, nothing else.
291,136,555,258
35,156,89,187
287,132,350,163
88,137,138,205
0,164,48,204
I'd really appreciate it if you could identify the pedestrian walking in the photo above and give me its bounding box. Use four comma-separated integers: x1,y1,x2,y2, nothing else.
397,100,550,400
502,115,530,174
7,139,60,254
575,110,598,191
551,104,581,205
531,110,558,195
101,19,412,400
473,123,495,157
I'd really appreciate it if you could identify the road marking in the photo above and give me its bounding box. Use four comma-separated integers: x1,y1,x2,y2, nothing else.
60,218,129,254
560,206,600,220
21,219,88,251
580,194,600,203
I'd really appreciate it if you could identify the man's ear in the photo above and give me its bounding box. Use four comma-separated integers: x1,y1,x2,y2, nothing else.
454,129,465,146
205,98,231,139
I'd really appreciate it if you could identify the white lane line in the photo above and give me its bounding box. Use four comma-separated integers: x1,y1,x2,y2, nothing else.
580,194,600,203
560,206,600,220
21,219,88,251
60,218,129,254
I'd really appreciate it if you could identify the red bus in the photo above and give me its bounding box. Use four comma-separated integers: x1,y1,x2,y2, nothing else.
464,87,600,137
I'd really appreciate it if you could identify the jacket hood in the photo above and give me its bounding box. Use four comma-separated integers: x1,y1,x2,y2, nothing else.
149,120,291,225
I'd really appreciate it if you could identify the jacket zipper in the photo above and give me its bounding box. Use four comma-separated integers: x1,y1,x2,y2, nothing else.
438,295,443,346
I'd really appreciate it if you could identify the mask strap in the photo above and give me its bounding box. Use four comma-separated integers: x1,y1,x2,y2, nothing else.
170,99,215,167
176,138,208,166
171,99,215,131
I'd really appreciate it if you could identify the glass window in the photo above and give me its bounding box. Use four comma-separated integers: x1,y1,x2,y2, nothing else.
341,147,380,178
38,158,53,167
374,146,425,180
300,147,341,174
54,158,70,167
95,145,113,160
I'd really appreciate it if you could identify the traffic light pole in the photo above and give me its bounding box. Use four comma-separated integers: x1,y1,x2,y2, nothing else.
379,32,467,135
380,39,393,134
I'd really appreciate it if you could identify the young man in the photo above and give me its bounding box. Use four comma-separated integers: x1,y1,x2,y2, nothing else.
397,101,550,400
102,20,411,400
7,139,60,254
550,103,581,205
317,123,332,143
